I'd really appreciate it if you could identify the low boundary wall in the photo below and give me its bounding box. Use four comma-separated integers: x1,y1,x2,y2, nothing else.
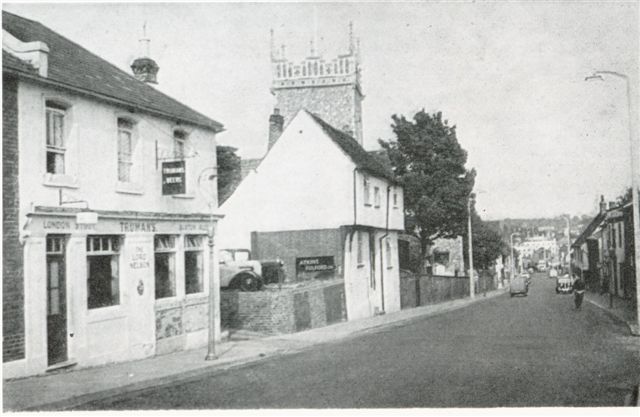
221,279,346,334
400,271,497,309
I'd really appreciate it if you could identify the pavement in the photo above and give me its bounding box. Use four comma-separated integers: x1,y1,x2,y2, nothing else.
584,290,639,335
3,288,506,411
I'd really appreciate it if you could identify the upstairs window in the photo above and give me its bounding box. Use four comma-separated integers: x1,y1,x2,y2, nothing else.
374,186,381,208
393,192,398,208
117,118,135,182
174,130,186,160
45,101,67,174
364,178,371,206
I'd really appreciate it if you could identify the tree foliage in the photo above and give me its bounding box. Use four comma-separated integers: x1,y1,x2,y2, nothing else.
216,145,242,205
616,187,634,206
379,110,475,261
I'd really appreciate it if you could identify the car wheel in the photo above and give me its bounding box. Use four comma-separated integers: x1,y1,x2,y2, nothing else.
236,272,262,292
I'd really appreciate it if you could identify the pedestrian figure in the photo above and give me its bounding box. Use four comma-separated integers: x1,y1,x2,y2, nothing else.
573,275,586,309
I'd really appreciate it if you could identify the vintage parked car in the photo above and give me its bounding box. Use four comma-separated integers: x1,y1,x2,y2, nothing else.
555,275,573,294
510,276,528,297
219,249,284,291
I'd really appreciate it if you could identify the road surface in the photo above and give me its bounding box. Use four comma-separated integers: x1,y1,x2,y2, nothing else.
78,273,639,409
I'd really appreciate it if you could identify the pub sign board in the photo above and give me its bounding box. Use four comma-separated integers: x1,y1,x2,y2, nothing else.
296,256,336,281
162,160,186,195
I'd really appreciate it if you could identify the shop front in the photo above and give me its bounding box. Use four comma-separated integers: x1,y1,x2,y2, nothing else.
14,206,221,377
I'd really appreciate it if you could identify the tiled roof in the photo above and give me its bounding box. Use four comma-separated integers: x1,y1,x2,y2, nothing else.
3,49,36,73
306,111,397,183
572,212,606,247
2,11,223,131
240,158,261,180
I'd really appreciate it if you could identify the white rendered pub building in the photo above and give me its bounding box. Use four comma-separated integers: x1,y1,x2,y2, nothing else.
2,11,224,377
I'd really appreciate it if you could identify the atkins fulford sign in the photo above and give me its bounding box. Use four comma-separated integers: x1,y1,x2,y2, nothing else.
162,161,186,195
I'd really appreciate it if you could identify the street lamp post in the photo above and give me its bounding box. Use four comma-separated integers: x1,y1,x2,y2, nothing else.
586,70,640,334
467,194,475,299
563,215,571,276
198,168,222,361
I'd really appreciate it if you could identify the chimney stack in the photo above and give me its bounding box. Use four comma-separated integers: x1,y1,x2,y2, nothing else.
599,195,607,214
268,108,284,150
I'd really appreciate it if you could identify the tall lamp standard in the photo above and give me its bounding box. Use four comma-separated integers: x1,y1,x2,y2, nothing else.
563,215,571,276
586,70,640,334
510,232,520,281
198,168,223,361
467,193,476,299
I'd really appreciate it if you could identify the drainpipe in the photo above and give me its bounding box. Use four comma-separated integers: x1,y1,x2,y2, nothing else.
352,167,358,226
378,185,391,313
347,167,359,263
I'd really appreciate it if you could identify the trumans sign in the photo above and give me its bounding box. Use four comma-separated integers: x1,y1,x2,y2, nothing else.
162,161,186,195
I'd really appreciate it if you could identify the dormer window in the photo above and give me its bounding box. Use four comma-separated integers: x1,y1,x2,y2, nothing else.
45,101,67,174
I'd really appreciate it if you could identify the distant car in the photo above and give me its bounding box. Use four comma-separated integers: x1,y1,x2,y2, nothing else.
537,261,547,272
548,268,558,279
556,275,573,294
510,276,528,297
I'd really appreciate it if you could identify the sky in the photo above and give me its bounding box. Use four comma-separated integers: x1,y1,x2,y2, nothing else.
4,1,639,220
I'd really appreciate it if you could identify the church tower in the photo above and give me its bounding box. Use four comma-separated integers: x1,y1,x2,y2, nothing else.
270,23,364,145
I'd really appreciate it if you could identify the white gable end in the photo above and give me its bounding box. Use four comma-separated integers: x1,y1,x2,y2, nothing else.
217,111,356,250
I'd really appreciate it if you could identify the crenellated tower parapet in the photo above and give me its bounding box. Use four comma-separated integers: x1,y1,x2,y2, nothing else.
269,23,364,145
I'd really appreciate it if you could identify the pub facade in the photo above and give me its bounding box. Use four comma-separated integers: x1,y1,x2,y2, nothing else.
3,11,224,378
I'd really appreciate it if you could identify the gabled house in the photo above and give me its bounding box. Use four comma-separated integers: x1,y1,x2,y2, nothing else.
217,109,405,320
572,196,636,299
3,11,224,378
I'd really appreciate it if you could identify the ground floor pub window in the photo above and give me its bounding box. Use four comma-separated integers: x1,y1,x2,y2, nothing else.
87,235,120,309
185,235,204,294
155,235,176,299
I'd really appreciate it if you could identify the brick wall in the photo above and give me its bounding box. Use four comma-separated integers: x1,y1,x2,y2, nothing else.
3,74,25,362
400,272,497,309
221,279,346,334
252,229,344,282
